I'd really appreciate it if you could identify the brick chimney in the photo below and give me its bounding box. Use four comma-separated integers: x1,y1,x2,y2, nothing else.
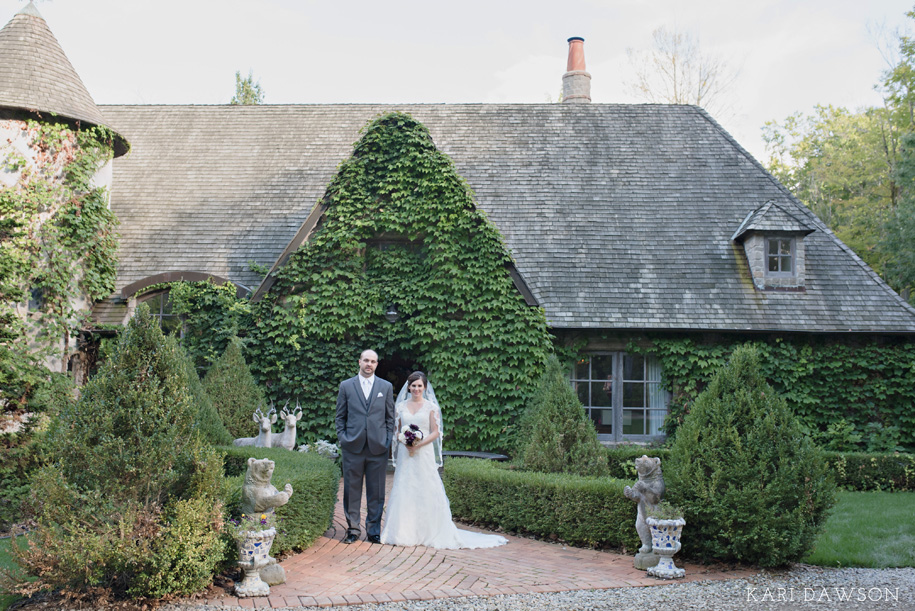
562,37,591,104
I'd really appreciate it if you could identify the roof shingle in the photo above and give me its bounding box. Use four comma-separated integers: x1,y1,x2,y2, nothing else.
101,103,915,334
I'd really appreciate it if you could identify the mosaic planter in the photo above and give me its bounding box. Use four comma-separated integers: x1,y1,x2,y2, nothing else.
646,517,685,579
234,527,277,597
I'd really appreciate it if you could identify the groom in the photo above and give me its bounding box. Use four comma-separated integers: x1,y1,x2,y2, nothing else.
335,349,395,544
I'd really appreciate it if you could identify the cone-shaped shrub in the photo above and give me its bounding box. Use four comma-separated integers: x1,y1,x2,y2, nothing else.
202,337,265,439
181,352,234,446
519,356,608,477
15,304,225,598
665,344,836,567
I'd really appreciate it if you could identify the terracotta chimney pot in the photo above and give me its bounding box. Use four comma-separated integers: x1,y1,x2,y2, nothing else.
562,37,591,104
567,36,586,71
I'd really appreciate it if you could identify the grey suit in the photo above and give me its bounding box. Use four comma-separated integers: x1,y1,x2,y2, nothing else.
335,374,395,538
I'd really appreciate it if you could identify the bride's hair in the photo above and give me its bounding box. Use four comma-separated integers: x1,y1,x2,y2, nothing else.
406,371,427,388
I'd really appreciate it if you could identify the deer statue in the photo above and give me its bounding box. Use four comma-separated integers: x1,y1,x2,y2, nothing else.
233,405,278,448
271,401,302,451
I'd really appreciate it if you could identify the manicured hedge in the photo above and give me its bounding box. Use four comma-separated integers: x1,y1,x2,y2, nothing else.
221,446,340,555
824,451,915,491
443,458,639,550
605,447,914,492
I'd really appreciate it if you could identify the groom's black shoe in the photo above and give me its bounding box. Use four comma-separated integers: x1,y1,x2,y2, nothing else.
367,535,381,544
342,533,359,544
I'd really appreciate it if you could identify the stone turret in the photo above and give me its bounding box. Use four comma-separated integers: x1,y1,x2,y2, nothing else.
0,2,128,376
562,37,591,104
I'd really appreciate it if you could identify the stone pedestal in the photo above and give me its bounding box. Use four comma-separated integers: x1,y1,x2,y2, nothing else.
634,551,661,570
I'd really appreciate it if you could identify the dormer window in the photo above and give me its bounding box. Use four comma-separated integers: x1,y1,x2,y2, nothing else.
767,237,794,275
732,201,815,291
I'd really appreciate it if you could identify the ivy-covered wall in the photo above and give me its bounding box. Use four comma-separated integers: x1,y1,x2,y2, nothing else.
628,335,915,452
246,113,553,451
0,119,118,408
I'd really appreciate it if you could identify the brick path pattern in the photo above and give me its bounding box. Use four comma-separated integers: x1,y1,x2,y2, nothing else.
198,475,755,608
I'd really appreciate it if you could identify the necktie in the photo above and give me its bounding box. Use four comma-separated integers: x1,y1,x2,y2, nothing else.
363,378,371,400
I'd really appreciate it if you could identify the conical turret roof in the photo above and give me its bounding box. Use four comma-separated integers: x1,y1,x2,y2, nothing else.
0,2,128,156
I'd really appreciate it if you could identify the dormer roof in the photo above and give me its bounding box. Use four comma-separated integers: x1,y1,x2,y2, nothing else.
0,2,128,156
732,200,816,242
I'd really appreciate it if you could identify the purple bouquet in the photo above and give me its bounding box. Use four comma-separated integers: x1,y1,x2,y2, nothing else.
399,423,424,447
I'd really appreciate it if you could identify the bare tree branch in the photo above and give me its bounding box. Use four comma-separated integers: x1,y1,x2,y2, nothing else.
625,26,739,119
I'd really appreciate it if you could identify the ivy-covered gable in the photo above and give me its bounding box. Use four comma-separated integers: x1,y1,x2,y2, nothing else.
248,113,552,450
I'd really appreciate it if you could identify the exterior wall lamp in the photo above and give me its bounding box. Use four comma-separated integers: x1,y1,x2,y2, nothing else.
384,304,400,324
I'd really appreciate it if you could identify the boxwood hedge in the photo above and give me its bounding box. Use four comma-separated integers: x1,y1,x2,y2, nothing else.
442,458,639,550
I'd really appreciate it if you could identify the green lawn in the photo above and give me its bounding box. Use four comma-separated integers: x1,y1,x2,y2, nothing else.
0,537,22,611
804,490,915,568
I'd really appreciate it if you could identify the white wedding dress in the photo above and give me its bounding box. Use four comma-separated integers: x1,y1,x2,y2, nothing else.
380,400,507,549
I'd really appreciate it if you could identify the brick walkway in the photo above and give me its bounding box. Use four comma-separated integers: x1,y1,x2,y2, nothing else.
197,475,756,608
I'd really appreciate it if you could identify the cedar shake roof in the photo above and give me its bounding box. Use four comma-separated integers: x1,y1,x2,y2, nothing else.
0,3,128,156
100,103,915,334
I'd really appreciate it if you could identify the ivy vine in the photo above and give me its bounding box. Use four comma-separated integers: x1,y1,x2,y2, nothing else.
139,279,252,370
246,112,553,450
0,120,119,406
632,337,915,451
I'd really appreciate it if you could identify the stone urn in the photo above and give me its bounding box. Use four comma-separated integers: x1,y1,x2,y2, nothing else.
645,517,685,579
234,527,278,597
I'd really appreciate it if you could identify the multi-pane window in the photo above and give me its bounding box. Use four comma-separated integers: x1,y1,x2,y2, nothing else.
139,291,184,337
767,238,793,274
572,353,668,440
574,355,614,434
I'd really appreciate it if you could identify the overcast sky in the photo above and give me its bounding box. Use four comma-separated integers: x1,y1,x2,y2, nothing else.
4,0,912,161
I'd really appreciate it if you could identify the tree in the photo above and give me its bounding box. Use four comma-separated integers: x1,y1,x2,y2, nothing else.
763,105,896,272
884,131,915,300
202,337,265,438
761,8,915,297
231,70,264,105
665,344,835,566
625,26,739,118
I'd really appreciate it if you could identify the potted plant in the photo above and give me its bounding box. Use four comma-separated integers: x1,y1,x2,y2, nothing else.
225,511,279,597
645,501,685,579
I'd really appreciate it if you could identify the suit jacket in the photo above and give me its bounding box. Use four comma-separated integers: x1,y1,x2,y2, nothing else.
335,375,395,455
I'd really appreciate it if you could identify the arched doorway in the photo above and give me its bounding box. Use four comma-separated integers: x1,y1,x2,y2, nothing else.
376,352,422,397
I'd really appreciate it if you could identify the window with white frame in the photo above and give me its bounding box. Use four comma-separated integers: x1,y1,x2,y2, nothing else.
572,353,668,440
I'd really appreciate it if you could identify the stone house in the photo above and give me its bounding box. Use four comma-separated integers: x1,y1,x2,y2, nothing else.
2,5,914,442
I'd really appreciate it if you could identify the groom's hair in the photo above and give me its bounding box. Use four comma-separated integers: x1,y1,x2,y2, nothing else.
406,371,427,387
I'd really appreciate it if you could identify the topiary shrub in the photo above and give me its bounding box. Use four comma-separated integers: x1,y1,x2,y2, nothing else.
518,356,608,477
202,337,266,439
11,304,226,600
665,344,836,567
181,353,234,446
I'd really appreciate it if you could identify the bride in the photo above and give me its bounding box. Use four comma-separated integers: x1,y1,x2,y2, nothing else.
380,371,507,549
